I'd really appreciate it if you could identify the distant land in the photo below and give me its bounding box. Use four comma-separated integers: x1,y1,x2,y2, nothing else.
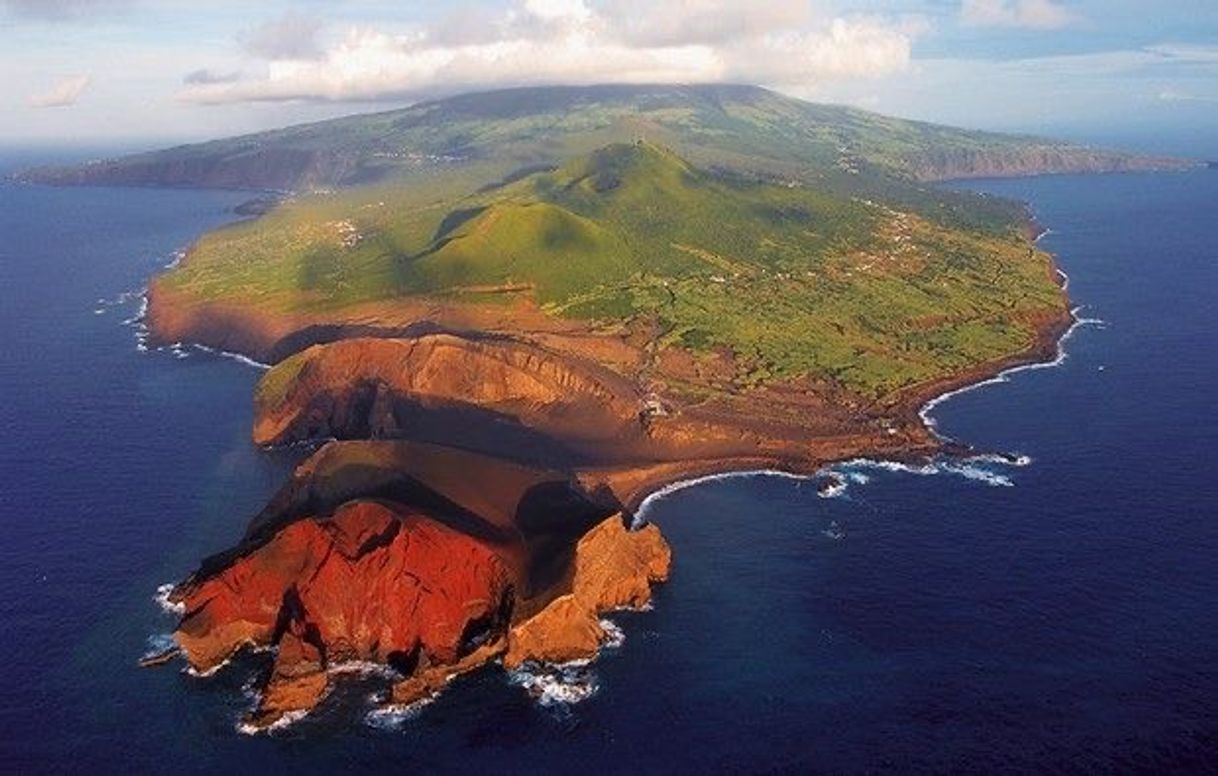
21,83,1192,193
32,84,1195,730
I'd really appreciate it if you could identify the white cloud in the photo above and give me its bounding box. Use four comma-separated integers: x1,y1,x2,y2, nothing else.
1,0,127,21
239,12,325,61
183,68,241,85
598,0,812,47
180,0,923,104
960,0,1075,30
27,74,90,107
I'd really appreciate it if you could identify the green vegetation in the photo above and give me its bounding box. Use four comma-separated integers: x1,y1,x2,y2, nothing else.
34,84,1172,235
162,141,1065,399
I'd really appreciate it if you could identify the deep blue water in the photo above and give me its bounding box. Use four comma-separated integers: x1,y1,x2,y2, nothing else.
1,164,1216,773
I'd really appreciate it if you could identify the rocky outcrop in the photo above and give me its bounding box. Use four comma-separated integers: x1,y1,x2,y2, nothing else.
171,499,515,728
506,516,670,667
163,437,672,730
250,335,658,473
253,335,641,449
247,333,920,478
907,145,1193,182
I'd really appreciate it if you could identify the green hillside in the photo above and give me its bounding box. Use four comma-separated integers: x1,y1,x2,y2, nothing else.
22,84,1186,235
161,141,1065,398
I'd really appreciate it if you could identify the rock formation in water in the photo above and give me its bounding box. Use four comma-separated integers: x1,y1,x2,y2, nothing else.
164,440,671,729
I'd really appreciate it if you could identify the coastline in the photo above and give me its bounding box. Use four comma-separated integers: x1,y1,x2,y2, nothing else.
131,199,1079,732
137,218,1078,527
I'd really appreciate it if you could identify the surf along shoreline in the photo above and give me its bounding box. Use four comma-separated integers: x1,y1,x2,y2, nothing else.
136,204,1075,731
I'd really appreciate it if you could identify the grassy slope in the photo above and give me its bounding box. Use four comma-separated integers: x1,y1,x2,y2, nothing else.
163,142,1064,399
31,84,1175,235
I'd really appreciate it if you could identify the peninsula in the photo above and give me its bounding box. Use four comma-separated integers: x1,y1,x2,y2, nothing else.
35,84,1189,729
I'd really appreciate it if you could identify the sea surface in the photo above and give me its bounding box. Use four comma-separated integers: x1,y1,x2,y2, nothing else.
1,156,1216,773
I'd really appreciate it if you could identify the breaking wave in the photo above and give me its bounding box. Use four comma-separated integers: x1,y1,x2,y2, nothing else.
187,343,271,370
507,661,600,708
153,582,184,616
237,710,308,736
365,695,438,730
599,619,626,650
140,633,178,662
919,304,1106,439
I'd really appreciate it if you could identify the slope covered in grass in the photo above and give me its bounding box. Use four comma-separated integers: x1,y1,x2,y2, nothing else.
159,142,1066,398
23,84,1188,236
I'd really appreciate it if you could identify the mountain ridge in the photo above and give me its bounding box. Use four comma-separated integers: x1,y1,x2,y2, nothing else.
17,83,1193,194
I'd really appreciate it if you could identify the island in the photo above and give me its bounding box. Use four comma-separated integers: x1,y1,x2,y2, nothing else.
28,84,1192,730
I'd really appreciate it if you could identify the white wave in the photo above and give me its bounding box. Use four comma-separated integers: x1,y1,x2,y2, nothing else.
612,601,654,613
184,657,233,679
365,694,438,730
599,619,625,650
153,583,184,616
830,457,1013,488
816,479,847,499
918,306,1105,440
967,452,1032,467
822,520,845,541
507,662,600,708
189,343,271,370
636,452,1025,521
141,633,179,662
163,249,186,270
635,468,816,523
237,710,309,736
120,294,148,326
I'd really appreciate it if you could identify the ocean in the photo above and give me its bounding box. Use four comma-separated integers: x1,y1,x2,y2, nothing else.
1,156,1216,773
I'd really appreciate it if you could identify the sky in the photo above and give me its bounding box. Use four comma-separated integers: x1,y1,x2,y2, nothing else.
3,0,1217,152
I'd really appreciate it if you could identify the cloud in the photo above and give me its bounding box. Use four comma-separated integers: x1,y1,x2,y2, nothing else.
181,0,922,104
239,12,325,61
598,0,812,47
183,68,241,85
27,74,90,107
960,0,1075,30
1,0,127,20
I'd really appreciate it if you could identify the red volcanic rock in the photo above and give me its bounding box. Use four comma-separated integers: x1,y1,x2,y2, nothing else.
506,517,670,667
251,335,642,449
173,500,513,728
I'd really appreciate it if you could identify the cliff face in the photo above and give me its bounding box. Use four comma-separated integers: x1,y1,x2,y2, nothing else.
253,335,642,454
505,517,671,667
19,84,1194,194
906,145,1193,182
22,147,360,193
173,500,514,727
247,334,926,481
163,439,670,730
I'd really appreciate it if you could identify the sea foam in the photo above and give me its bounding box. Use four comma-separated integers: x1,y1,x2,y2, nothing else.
365,695,438,730
153,582,185,616
918,305,1106,440
507,661,600,708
